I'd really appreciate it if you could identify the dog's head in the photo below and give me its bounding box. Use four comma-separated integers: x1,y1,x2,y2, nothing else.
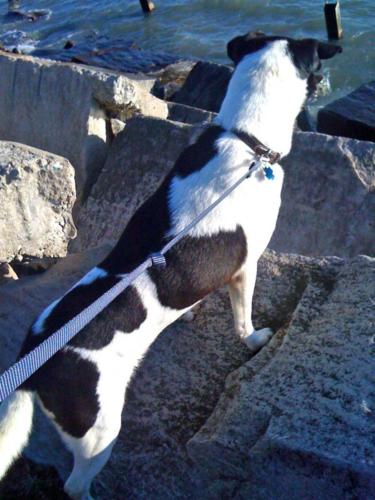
227,32,342,97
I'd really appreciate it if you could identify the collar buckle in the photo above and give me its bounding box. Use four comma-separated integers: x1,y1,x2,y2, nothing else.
232,129,281,165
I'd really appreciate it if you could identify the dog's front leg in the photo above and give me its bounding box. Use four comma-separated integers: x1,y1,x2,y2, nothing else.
228,261,273,352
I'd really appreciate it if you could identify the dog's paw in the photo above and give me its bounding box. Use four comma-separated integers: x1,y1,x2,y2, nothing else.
243,327,274,352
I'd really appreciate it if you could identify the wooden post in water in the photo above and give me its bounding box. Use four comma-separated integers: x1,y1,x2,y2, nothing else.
139,0,155,13
324,2,343,39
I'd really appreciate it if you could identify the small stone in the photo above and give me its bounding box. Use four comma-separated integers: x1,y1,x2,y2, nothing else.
0,262,18,284
110,118,126,136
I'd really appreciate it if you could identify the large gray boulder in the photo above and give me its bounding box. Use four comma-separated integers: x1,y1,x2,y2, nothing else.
71,116,196,253
272,132,375,257
0,51,168,198
171,61,233,112
0,246,343,498
0,141,76,263
317,80,375,142
188,255,375,499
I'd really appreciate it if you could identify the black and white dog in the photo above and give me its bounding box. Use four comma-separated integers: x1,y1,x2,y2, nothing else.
0,33,341,499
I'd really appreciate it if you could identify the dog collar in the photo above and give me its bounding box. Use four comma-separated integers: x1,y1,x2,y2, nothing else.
232,129,281,165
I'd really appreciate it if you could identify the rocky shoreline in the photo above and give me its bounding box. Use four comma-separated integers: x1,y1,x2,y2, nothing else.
0,49,374,499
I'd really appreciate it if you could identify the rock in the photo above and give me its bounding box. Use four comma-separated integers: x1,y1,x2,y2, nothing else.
172,61,233,112
4,9,50,22
317,81,375,142
188,256,375,499
271,132,375,257
0,263,18,284
0,246,342,498
11,257,58,278
0,142,76,263
109,118,126,137
71,116,196,253
148,61,196,100
0,50,168,198
167,102,216,124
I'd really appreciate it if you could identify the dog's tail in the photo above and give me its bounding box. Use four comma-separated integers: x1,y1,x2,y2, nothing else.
0,389,34,480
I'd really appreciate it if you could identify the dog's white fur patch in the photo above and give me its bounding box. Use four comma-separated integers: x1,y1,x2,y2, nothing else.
32,297,61,335
71,267,108,289
0,391,34,478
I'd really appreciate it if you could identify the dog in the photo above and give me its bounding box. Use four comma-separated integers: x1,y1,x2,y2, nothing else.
0,33,341,499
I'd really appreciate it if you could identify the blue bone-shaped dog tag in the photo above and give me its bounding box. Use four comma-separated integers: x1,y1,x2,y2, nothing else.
263,165,275,180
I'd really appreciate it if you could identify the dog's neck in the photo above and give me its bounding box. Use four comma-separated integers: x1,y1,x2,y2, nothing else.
216,41,307,158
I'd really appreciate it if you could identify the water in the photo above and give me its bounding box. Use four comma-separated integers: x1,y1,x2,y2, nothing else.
1,0,374,108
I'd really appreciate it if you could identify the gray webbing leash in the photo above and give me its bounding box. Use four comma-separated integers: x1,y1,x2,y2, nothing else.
0,160,259,403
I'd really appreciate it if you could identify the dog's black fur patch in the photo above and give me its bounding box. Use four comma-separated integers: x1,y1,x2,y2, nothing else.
20,279,146,353
24,349,100,438
173,125,223,179
149,227,247,309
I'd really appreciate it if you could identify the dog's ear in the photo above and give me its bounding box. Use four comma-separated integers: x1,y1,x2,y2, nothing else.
288,38,342,76
227,32,267,64
288,39,321,75
317,41,343,60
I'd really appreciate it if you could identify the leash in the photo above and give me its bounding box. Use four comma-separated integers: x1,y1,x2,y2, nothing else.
0,150,277,403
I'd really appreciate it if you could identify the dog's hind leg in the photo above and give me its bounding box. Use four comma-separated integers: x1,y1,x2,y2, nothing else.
228,260,273,352
62,412,121,500
34,348,126,499
61,352,128,500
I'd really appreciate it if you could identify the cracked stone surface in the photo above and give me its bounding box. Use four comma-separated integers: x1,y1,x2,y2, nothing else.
188,256,375,499
272,132,375,258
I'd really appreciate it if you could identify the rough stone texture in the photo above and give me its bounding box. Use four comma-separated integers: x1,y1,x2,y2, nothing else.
148,61,196,101
0,246,343,498
188,255,375,499
0,51,168,197
70,116,197,253
110,118,126,137
167,102,216,124
317,81,375,142
0,141,76,263
172,61,233,112
272,132,375,257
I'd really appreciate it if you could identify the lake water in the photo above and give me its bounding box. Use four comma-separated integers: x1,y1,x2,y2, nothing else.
1,0,374,109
